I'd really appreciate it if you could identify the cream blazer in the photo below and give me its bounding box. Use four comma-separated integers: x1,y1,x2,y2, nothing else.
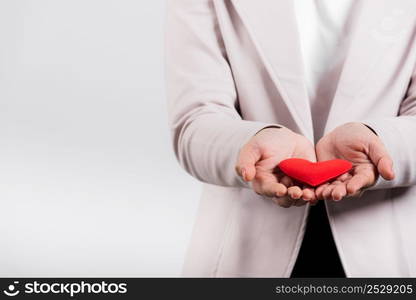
165,0,416,277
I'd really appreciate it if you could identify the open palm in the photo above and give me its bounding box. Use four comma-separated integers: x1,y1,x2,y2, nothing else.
315,122,395,201
236,127,317,207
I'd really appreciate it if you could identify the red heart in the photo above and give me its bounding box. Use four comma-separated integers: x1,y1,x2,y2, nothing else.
278,158,353,187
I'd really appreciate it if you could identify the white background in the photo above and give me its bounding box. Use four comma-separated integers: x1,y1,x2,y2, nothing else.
0,0,201,276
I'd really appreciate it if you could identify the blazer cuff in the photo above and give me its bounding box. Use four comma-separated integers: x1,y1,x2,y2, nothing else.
360,117,411,190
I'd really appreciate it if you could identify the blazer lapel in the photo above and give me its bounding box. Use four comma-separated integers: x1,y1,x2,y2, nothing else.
230,0,313,140
325,0,416,133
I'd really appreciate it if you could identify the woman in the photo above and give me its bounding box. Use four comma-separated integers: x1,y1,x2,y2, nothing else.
165,0,416,277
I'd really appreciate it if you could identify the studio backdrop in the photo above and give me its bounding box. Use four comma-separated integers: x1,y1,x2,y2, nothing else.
0,0,200,277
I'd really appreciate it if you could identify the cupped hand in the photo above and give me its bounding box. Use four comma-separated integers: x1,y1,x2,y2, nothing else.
315,122,395,201
236,127,317,207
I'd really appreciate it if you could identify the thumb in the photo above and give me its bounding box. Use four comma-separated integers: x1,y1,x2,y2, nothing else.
368,139,395,181
236,143,261,182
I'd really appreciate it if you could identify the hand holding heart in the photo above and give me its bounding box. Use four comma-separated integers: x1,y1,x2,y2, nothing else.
236,127,317,208
236,122,395,207
314,122,395,202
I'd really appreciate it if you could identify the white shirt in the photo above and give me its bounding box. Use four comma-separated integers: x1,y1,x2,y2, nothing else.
295,0,358,139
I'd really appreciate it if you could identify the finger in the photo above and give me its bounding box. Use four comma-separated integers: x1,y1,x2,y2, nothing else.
337,173,352,182
288,186,303,199
277,196,296,208
305,186,319,205
368,140,395,181
346,173,373,195
275,183,288,197
316,183,330,200
377,156,395,181
254,179,287,198
254,172,289,197
323,185,335,201
301,187,315,202
236,143,261,181
331,183,347,201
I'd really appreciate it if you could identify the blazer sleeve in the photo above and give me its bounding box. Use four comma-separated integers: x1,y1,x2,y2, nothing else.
165,0,276,188
364,65,416,190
